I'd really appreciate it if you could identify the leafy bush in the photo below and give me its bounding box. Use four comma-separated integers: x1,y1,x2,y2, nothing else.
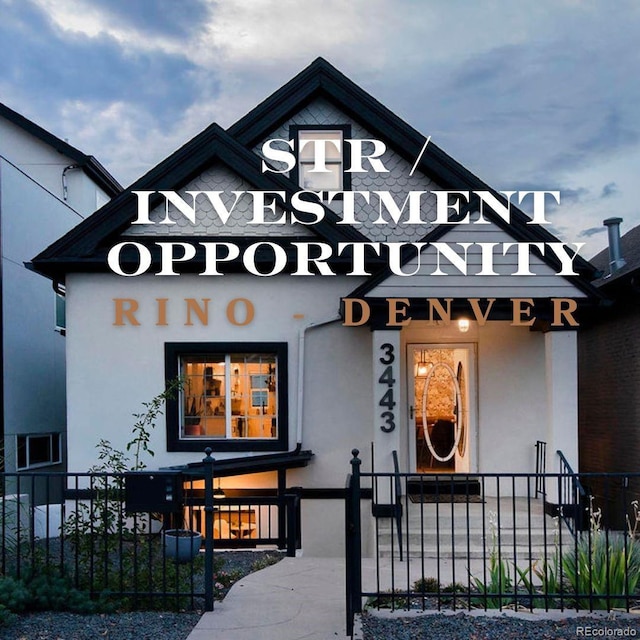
412,576,440,594
0,571,103,625
250,554,283,573
469,511,515,608
0,604,15,627
0,576,30,613
25,572,99,614
562,531,640,609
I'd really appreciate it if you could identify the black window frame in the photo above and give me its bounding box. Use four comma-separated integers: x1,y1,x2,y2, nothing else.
290,124,352,195
165,342,289,453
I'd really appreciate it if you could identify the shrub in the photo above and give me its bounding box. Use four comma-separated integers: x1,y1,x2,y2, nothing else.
412,577,440,594
0,576,30,613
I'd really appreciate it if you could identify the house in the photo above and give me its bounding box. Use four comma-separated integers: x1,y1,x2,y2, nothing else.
578,218,640,526
0,103,121,477
30,59,602,555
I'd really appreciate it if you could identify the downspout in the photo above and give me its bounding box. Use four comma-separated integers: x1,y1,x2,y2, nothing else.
296,315,342,450
61,164,80,202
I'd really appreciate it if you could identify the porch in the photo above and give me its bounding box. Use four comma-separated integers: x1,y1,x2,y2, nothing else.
346,450,640,636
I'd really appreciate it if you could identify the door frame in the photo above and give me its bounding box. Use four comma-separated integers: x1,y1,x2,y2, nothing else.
406,342,478,474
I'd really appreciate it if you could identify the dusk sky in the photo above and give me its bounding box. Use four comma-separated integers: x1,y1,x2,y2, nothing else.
1,0,638,257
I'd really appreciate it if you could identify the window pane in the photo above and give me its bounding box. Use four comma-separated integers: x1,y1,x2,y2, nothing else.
55,294,66,331
300,163,342,190
179,352,277,440
297,130,343,190
29,436,51,466
298,131,342,160
17,436,27,470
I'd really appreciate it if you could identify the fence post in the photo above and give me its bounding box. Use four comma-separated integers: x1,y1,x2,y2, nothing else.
345,448,362,637
285,493,299,557
203,448,215,612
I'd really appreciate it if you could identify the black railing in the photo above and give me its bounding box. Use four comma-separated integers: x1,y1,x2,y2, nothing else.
345,449,362,638
535,440,547,498
556,450,588,535
345,450,640,635
392,450,403,561
0,458,300,613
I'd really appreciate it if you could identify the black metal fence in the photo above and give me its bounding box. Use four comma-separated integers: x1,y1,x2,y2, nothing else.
345,449,640,636
0,453,300,613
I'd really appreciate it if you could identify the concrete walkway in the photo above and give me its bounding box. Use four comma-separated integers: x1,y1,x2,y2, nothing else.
187,556,346,639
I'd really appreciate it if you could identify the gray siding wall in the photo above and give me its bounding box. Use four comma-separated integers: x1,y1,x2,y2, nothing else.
0,159,81,472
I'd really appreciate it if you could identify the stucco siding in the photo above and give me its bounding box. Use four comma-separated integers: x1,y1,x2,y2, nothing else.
64,272,370,478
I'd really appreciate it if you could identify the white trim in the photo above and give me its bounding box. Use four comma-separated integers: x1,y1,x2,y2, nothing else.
406,343,478,473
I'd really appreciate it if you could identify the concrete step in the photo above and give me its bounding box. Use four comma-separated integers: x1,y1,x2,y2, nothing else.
373,495,574,560
379,546,560,559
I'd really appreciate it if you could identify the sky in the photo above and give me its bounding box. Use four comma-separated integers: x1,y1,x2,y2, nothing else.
1,0,638,258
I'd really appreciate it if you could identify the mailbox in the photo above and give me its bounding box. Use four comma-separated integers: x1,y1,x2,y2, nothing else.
124,471,183,513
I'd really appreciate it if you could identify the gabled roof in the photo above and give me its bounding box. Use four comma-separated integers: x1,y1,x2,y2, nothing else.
0,102,122,198
228,57,598,285
30,58,600,295
347,214,603,301
30,122,371,280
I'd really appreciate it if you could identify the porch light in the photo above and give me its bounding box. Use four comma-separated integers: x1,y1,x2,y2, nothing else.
214,479,226,499
415,352,432,377
458,318,470,333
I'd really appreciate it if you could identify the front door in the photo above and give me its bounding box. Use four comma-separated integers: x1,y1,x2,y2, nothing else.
408,344,475,473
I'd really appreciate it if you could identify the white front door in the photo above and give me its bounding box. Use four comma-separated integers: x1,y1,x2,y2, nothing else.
407,344,476,473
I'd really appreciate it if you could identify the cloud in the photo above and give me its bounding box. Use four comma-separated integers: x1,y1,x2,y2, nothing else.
579,226,606,238
1,0,639,241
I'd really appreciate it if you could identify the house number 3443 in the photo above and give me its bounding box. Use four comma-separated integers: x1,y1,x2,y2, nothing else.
379,343,396,432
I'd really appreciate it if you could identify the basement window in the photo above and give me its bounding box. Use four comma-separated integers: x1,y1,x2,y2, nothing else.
17,433,62,470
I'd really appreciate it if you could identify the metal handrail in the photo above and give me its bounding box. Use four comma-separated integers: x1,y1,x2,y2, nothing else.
535,440,547,498
557,449,588,534
391,450,403,562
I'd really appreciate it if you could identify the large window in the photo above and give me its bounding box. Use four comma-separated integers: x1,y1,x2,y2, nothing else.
17,433,62,470
290,125,351,192
165,343,288,452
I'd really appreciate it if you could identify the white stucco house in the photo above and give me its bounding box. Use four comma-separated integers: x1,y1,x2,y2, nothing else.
0,103,121,476
30,59,601,554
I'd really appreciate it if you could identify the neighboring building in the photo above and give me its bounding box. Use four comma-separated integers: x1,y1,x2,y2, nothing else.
0,103,121,474
578,218,640,525
31,59,601,555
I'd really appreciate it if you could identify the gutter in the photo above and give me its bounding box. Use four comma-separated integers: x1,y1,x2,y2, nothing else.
296,315,342,448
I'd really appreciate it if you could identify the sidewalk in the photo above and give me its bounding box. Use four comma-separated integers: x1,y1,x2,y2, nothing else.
186,556,346,639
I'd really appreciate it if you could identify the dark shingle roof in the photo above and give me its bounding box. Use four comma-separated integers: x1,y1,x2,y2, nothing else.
590,223,640,285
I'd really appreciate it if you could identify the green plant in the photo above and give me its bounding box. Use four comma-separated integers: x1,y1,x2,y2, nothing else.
412,576,440,594
0,604,16,627
0,576,30,613
63,379,185,602
364,588,411,610
250,553,283,573
25,572,100,614
440,582,468,607
561,499,640,610
469,511,514,608
212,556,243,599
